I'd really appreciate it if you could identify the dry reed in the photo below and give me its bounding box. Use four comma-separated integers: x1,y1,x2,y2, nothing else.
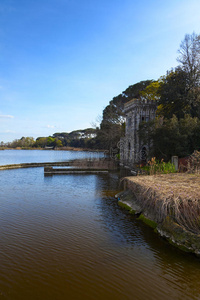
187,150,200,174
122,173,200,234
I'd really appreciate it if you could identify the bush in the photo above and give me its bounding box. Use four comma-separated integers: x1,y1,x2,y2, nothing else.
141,157,176,175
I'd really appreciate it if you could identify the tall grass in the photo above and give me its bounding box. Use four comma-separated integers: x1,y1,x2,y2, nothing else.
122,174,200,234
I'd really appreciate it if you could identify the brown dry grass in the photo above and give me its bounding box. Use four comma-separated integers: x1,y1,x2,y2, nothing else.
122,173,200,234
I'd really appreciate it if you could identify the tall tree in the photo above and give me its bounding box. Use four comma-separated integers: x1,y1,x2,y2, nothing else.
139,115,200,161
139,80,161,101
177,32,200,116
97,80,153,149
177,32,200,89
158,67,189,119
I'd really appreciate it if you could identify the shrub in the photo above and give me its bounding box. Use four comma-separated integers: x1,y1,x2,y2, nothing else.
141,157,176,175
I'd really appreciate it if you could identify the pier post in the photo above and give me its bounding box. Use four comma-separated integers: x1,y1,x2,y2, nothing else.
171,156,178,171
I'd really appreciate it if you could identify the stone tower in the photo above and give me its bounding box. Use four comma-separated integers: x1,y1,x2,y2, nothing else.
120,98,157,168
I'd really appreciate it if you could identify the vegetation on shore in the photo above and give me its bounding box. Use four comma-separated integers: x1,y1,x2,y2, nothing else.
140,157,176,175
118,167,200,255
1,128,98,150
122,172,200,235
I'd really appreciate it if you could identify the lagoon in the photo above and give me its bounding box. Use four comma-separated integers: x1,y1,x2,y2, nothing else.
0,149,104,165
0,150,200,299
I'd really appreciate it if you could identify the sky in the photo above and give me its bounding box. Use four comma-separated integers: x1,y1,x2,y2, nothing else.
0,0,200,142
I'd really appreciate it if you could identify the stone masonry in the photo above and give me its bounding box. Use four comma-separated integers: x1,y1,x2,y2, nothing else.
120,98,157,168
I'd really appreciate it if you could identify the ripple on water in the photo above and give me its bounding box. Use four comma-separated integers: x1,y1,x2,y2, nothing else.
0,166,200,299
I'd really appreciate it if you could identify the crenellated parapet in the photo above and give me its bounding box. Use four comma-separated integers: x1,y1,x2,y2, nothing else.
124,98,157,113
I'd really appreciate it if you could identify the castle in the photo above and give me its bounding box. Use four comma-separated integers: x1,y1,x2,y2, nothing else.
120,98,157,168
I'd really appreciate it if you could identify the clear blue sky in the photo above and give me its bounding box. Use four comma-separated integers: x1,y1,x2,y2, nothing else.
1,0,200,142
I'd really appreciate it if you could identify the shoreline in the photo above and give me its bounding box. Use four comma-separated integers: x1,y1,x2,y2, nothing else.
0,159,118,171
0,147,105,152
117,173,200,256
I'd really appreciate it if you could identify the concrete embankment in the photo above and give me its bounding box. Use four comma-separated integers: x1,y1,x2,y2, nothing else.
0,162,72,170
0,159,118,171
117,174,200,256
44,166,109,175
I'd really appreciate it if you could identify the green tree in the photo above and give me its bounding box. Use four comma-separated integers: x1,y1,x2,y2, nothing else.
97,80,153,150
122,80,153,100
20,137,35,148
55,138,63,147
139,80,161,101
47,136,55,147
158,68,189,119
139,115,200,161
35,137,47,148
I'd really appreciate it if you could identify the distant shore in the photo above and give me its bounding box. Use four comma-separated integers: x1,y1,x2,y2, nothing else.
0,146,105,152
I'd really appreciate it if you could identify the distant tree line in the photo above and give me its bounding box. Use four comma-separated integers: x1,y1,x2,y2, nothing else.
2,128,97,149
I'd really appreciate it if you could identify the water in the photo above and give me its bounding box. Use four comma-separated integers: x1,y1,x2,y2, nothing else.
0,150,200,299
0,149,104,165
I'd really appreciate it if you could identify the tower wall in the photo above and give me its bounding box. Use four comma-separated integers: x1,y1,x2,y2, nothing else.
120,98,157,167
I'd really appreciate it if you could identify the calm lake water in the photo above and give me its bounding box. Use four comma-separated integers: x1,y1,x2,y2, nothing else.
0,150,200,299
0,149,104,165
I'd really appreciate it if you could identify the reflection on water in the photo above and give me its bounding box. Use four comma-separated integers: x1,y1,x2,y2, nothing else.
0,167,200,299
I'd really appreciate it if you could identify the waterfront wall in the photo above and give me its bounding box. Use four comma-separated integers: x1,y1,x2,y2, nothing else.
0,159,118,171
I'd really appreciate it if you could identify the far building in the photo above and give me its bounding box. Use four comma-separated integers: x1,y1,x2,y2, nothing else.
120,98,157,168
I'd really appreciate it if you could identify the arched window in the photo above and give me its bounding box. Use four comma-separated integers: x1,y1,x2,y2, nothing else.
141,146,147,162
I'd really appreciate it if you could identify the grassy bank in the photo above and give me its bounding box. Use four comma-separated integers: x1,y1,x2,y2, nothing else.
118,173,200,255
121,173,200,235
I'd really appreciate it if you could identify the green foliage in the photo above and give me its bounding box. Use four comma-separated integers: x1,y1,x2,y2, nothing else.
52,128,97,148
8,137,35,148
47,136,55,146
158,68,189,119
96,80,154,150
35,137,48,148
122,80,153,99
139,114,200,160
55,138,63,147
158,33,200,119
141,157,176,175
139,80,161,101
